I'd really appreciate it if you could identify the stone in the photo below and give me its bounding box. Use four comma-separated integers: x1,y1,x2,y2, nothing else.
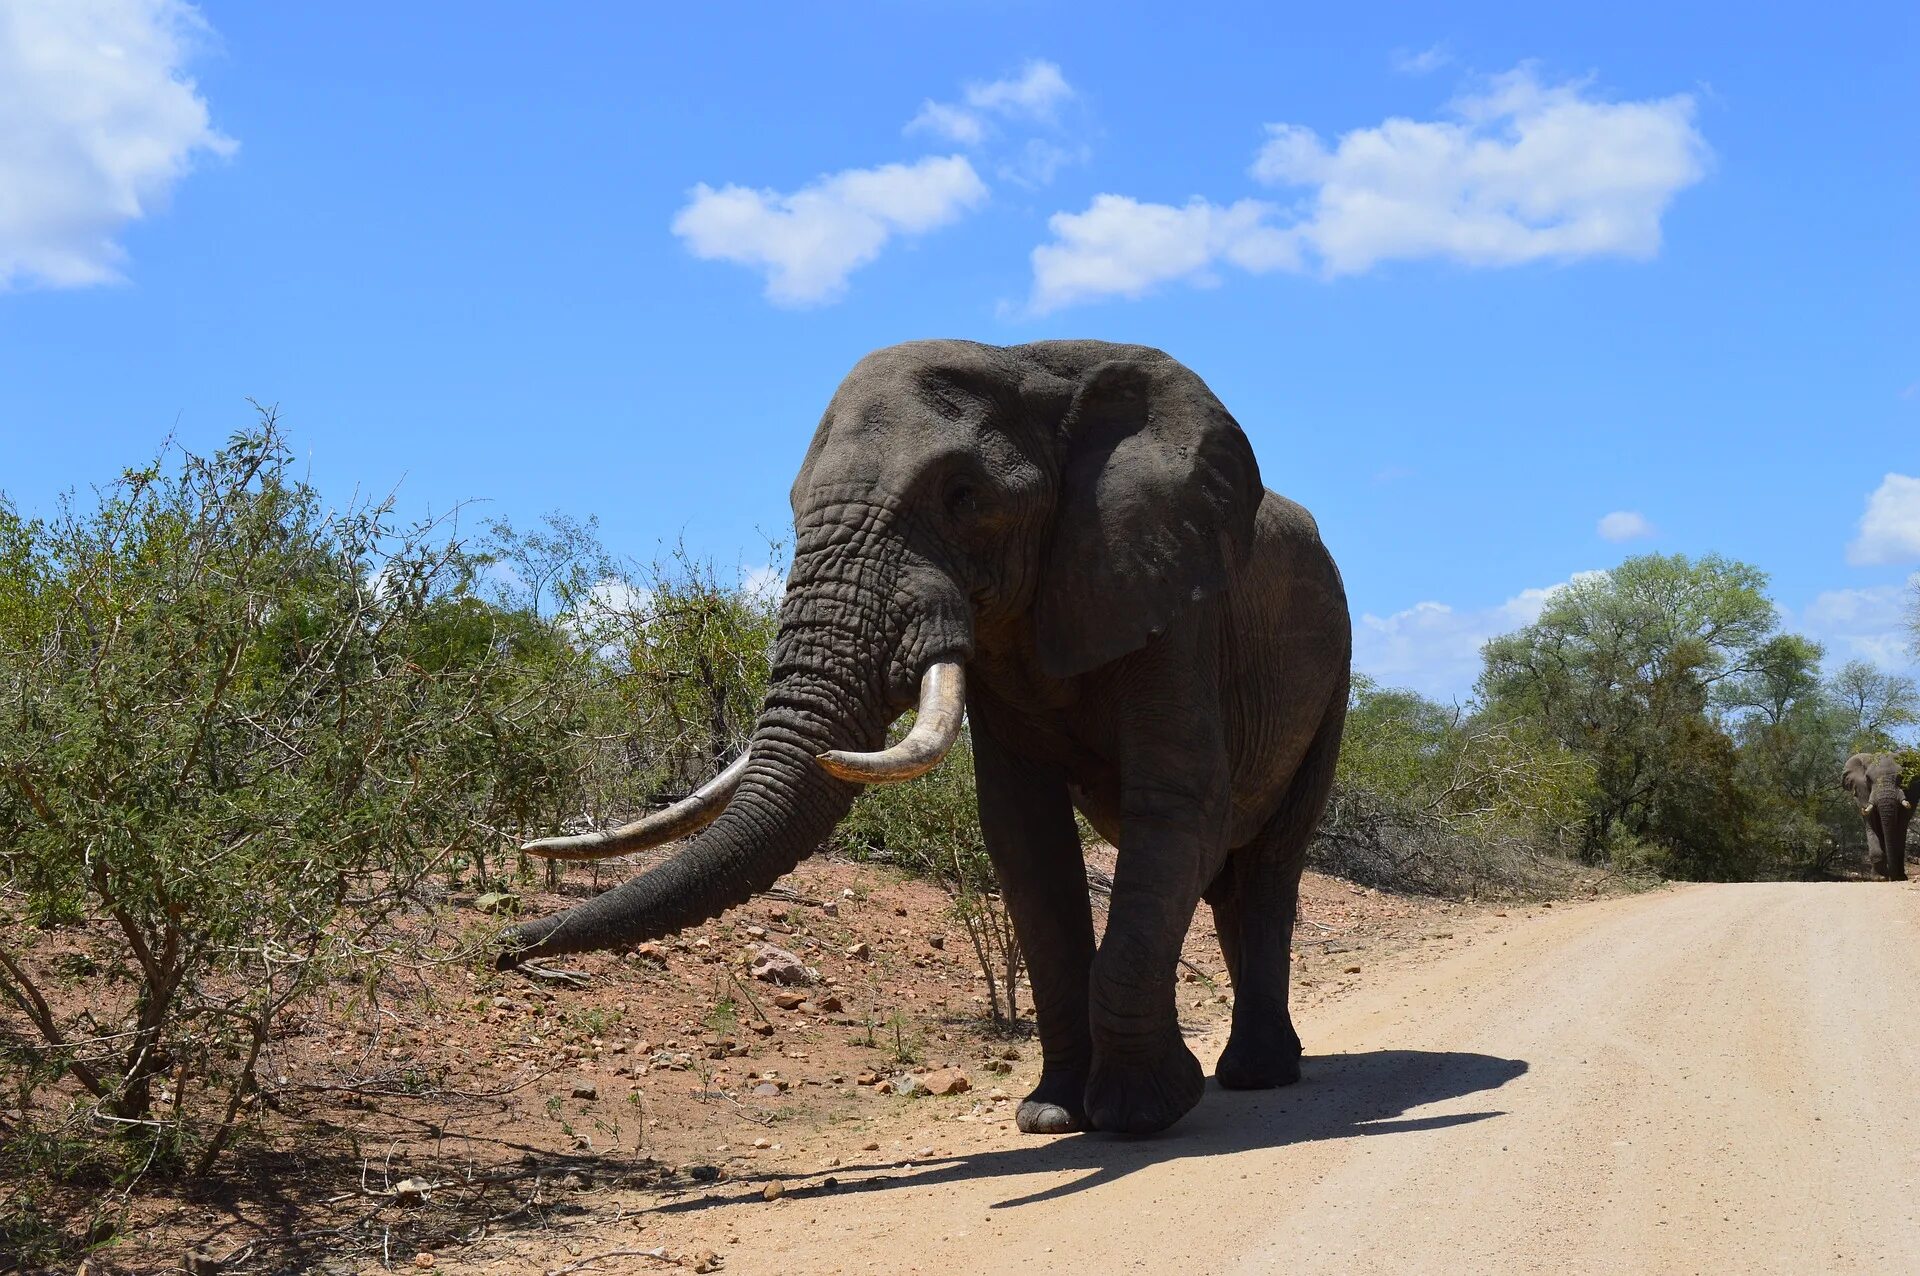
392,1177,433,1205
684,1164,720,1182
749,944,811,985
412,1254,436,1270
927,934,946,950
182,1250,223,1275
772,991,807,1011
822,901,839,917
845,942,871,960
570,1082,598,1099
921,1068,971,1096
808,993,845,1014
472,892,518,915
763,1181,785,1201
633,943,669,965
751,1083,781,1098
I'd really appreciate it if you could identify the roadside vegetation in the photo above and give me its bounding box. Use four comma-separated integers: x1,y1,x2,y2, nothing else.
2,421,1916,1242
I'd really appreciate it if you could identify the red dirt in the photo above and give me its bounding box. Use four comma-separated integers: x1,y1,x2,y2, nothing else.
2,856,1568,1274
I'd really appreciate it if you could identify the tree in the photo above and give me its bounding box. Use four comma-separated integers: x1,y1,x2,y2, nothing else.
1827,659,1920,751
1478,554,1777,873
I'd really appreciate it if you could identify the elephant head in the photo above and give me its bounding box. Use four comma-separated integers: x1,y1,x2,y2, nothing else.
498,339,1261,964
1841,752,1917,881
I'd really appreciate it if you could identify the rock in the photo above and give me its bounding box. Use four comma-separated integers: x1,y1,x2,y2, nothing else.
982,1058,1011,1074
856,1070,880,1085
753,1137,772,1149
763,1181,785,1201
749,944,810,985
926,934,946,950
473,891,518,914
392,1177,433,1205
808,993,844,1014
183,1249,223,1275
772,991,807,1010
571,1082,598,1099
747,1021,774,1037
893,906,908,917
745,925,768,938
1343,965,1361,975
633,943,669,965
822,901,840,917
921,1068,971,1096
999,1046,1022,1061
845,942,871,960
558,1169,592,1190
887,1073,924,1097
690,1250,723,1273
751,1083,781,1098
412,1254,436,1270
684,1164,720,1182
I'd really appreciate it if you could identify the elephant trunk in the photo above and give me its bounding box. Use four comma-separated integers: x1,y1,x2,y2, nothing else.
1873,785,1911,880
499,702,861,963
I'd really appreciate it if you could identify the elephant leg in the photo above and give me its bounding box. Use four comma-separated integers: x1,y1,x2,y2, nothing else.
1866,822,1887,878
1083,682,1227,1132
970,722,1096,1135
1213,707,1339,1089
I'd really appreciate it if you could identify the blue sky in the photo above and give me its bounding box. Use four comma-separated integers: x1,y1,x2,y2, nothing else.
1,1,1915,701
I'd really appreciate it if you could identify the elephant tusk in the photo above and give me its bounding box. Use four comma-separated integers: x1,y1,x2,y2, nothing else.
1863,805,1875,816
817,661,965,784
522,751,753,859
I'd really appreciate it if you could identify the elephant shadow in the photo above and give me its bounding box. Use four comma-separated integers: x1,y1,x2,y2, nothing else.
657,1048,1527,1212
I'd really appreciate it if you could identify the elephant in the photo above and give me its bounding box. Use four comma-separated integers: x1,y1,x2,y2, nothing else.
500,339,1352,1136
1841,752,1918,880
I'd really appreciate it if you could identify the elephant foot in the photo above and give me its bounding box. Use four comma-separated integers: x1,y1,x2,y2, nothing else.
1016,1068,1089,1135
1084,1036,1205,1135
1215,1032,1302,1091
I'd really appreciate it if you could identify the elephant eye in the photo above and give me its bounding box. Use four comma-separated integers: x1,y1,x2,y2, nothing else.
944,479,979,520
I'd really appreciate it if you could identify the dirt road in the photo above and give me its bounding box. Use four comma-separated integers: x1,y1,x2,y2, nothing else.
626,882,1920,1275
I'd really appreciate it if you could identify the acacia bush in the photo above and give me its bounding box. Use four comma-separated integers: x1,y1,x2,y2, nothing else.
0,421,585,1185
833,728,1027,1028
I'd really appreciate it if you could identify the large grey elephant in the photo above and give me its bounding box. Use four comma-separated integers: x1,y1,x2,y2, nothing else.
501,340,1351,1135
1841,752,1917,880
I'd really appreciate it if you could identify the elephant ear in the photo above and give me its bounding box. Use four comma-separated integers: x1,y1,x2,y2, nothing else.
1842,754,1873,801
1034,357,1262,679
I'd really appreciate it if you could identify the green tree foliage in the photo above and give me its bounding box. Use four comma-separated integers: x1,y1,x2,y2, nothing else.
1477,554,1781,876
0,420,589,1177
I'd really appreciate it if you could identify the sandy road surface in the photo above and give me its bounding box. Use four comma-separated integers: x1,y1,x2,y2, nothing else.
624,882,1920,1275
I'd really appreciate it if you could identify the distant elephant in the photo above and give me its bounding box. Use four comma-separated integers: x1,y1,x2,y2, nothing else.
1842,753,1917,880
501,340,1352,1136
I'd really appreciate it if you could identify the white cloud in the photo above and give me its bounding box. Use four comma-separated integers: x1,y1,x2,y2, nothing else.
908,60,1074,145
671,155,988,306
1025,195,1299,314
1597,510,1655,542
1354,576,1589,701
1798,575,1920,669
1023,65,1708,310
1846,473,1920,566
1253,67,1708,276
0,0,235,288
1391,43,1453,75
